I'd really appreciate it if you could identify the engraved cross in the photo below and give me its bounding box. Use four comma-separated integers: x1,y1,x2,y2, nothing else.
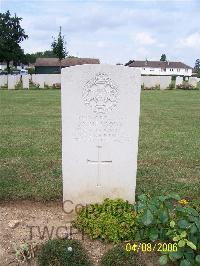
87,145,112,187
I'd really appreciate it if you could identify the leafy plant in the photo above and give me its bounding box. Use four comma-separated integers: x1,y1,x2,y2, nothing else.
134,194,200,265
37,239,91,266
15,242,37,263
100,244,137,266
133,193,181,241
74,195,200,266
15,80,22,90
28,68,35,75
162,204,200,265
168,82,175,90
74,198,137,243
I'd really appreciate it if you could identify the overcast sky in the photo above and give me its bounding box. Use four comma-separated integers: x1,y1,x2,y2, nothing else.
1,0,200,66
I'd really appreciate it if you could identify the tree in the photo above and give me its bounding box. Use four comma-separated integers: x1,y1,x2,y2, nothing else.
42,50,57,58
51,26,68,71
194,59,200,71
194,59,200,78
160,54,167,61
23,51,57,65
23,53,36,65
0,11,28,73
124,60,135,66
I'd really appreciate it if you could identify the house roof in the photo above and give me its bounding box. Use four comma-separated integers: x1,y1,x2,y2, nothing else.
35,57,100,67
125,60,192,69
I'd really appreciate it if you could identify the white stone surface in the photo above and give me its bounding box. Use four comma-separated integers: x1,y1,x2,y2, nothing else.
8,75,16,89
141,76,160,88
44,74,61,86
32,74,61,87
0,75,7,88
61,64,141,210
13,75,20,87
22,75,29,89
176,76,183,86
31,74,36,83
141,75,171,89
35,75,44,88
189,77,198,87
160,76,171,90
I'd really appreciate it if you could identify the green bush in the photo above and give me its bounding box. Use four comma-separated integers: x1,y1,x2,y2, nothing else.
100,244,137,266
134,194,200,266
74,198,137,242
74,195,200,266
37,239,91,266
15,80,22,90
168,82,175,90
28,68,35,75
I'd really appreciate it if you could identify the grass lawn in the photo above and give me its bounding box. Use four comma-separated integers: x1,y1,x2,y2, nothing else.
0,90,199,208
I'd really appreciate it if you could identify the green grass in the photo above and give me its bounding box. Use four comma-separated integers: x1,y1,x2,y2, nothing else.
0,90,61,200
137,90,200,208
0,90,199,208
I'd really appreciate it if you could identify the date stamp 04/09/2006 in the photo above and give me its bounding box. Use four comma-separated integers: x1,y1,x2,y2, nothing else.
125,242,178,253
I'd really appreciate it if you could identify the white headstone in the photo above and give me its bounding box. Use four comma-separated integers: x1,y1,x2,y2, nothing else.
31,74,36,83
141,76,160,88
61,65,141,211
176,76,183,86
0,76,6,88
189,77,198,87
44,74,61,86
160,76,171,90
3,75,7,86
8,75,16,90
35,75,44,88
22,75,29,89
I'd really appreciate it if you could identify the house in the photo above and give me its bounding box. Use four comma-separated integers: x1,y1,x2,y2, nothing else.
125,60,193,77
35,57,100,74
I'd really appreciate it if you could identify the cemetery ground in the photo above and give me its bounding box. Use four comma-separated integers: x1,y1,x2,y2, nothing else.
0,89,200,265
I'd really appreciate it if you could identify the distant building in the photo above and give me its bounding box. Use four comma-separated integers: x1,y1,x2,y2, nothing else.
35,57,100,74
125,60,193,77
0,62,7,71
0,61,31,73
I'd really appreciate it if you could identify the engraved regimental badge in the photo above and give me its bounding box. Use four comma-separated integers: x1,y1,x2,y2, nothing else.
82,73,119,114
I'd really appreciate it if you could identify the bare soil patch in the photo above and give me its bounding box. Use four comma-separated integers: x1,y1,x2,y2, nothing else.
0,201,165,266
